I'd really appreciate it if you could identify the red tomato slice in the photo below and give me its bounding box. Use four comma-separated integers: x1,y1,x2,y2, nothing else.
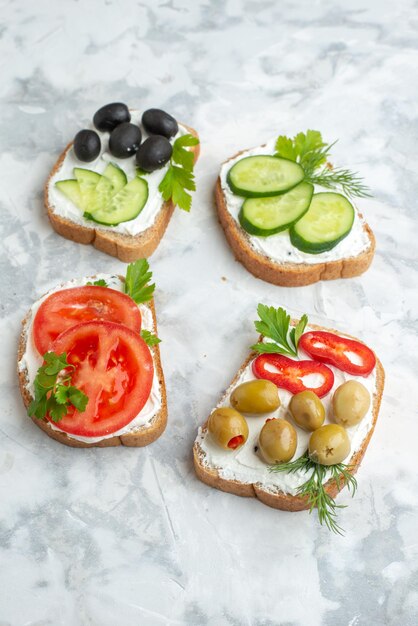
299,331,376,376
252,354,334,398
33,286,141,356
47,321,153,437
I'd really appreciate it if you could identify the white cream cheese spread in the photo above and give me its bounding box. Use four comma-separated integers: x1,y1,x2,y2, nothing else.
48,111,188,236
219,140,372,265
18,274,162,443
196,327,377,495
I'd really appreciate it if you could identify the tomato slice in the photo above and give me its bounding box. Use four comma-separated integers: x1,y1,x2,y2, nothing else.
252,354,334,398
47,321,153,437
299,331,376,376
33,286,141,356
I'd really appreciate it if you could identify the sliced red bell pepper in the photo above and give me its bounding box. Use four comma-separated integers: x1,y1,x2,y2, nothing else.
299,331,376,376
252,354,334,398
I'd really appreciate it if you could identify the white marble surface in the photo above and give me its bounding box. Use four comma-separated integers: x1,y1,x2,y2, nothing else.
1,1,418,624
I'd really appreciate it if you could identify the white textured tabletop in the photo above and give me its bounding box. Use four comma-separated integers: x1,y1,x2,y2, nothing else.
1,1,417,624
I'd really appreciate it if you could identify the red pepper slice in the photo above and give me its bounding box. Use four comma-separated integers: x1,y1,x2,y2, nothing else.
228,435,244,449
299,331,376,376
252,354,334,398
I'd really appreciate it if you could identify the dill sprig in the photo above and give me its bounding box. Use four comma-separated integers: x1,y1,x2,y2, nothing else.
275,130,371,199
269,453,357,535
306,165,371,199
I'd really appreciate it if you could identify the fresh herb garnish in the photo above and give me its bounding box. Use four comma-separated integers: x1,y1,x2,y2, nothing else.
141,329,161,347
159,134,199,212
86,279,108,287
275,130,370,199
269,453,357,535
251,304,308,357
124,259,155,304
28,352,88,423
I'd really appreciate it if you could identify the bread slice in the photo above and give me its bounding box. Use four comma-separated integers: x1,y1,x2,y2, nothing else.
193,323,385,511
45,124,200,263
216,168,375,287
17,281,167,448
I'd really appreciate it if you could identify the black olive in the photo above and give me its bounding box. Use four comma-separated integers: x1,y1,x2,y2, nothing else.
142,109,178,139
108,123,142,159
93,102,131,132
73,129,101,162
135,135,173,172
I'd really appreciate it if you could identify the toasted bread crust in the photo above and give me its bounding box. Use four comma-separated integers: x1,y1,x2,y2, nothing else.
215,177,375,287
193,323,385,511
45,124,200,262
17,284,167,448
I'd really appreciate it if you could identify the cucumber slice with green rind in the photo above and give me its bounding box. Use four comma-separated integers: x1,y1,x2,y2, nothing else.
73,167,101,186
86,176,148,226
74,168,102,211
227,156,305,198
101,162,127,194
290,192,355,254
55,180,83,208
239,181,314,236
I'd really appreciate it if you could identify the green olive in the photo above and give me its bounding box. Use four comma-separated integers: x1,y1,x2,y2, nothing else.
288,391,325,431
207,407,249,450
230,380,280,414
333,381,371,427
309,424,350,465
258,418,297,464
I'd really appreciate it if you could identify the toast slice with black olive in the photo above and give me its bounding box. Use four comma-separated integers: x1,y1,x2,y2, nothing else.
45,124,200,263
193,322,385,513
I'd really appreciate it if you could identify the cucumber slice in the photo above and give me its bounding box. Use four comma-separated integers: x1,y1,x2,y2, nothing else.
73,167,101,187
239,182,313,236
86,176,148,226
55,180,82,208
73,168,102,211
102,162,127,194
227,156,304,197
290,192,355,254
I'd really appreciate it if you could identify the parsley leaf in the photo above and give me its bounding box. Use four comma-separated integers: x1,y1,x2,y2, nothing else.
159,133,199,212
124,259,155,304
141,329,161,347
86,279,108,287
250,305,308,357
275,130,330,177
28,352,88,422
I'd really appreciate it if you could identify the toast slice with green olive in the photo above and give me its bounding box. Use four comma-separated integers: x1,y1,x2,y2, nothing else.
193,306,385,533
216,131,375,287
46,105,200,263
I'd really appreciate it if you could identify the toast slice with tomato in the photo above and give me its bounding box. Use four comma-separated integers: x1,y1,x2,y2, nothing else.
193,306,385,532
45,108,200,263
17,264,167,448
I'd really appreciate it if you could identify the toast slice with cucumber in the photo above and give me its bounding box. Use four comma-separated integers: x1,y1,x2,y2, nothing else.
193,319,385,523
217,136,375,287
45,123,199,263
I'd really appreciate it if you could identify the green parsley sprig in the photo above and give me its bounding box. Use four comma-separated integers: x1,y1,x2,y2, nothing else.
159,134,199,212
124,260,161,345
251,304,308,357
124,259,155,304
86,278,108,287
140,329,161,347
269,453,357,535
28,352,88,423
275,130,370,199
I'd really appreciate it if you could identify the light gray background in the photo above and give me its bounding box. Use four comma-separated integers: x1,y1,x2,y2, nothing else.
1,1,417,624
